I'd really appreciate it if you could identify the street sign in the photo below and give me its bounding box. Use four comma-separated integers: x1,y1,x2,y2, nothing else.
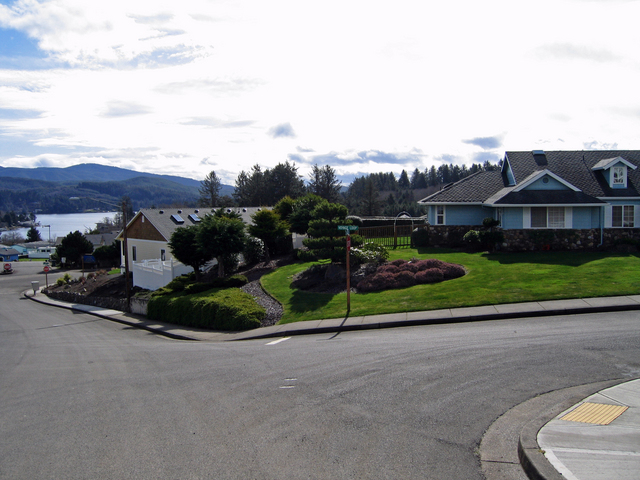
3,263,11,271
43,265,50,273
337,225,359,231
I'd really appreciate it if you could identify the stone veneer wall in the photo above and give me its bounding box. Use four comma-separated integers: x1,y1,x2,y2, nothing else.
500,228,640,252
415,225,640,252
43,290,148,315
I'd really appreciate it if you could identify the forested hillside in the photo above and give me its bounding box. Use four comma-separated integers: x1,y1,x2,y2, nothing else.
0,163,233,213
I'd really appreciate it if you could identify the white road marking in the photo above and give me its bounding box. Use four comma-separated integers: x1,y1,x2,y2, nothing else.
265,337,291,345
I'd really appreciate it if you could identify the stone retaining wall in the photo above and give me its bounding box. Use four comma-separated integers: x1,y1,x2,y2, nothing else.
44,290,149,315
414,225,640,252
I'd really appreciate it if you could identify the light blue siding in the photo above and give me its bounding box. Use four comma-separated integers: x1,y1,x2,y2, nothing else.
572,207,598,229
446,205,490,225
525,176,570,190
501,208,523,229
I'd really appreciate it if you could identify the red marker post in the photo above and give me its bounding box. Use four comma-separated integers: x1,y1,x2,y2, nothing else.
338,225,359,312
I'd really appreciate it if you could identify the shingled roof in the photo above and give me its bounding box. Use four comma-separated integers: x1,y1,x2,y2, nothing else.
419,150,640,205
119,207,266,242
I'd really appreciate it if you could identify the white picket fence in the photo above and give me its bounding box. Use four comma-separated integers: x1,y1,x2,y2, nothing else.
131,258,194,291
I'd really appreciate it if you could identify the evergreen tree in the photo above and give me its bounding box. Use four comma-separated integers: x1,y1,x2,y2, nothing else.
56,231,93,267
398,170,411,189
264,161,305,204
26,226,42,243
197,215,246,277
362,177,381,216
198,170,222,207
427,165,438,186
307,164,342,202
233,165,266,206
300,201,362,263
287,194,324,235
410,168,427,189
168,225,211,281
248,209,289,262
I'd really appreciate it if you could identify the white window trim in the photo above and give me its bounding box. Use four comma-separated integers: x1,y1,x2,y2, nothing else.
611,166,627,188
611,204,636,228
435,205,446,225
523,207,572,229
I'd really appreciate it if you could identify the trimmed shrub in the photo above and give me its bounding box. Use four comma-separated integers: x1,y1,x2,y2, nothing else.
355,258,466,292
395,270,416,288
415,268,444,284
183,275,248,294
398,262,419,273
441,263,466,280
411,227,429,247
243,236,266,265
377,264,400,275
147,287,264,331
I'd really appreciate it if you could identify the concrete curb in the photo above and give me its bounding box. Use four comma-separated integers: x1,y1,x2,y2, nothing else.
516,379,629,480
230,301,640,341
24,290,198,341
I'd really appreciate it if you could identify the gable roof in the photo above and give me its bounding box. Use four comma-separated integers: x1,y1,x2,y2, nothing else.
119,207,267,242
419,150,640,206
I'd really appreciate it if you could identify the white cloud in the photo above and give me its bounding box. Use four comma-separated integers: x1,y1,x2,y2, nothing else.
0,0,639,186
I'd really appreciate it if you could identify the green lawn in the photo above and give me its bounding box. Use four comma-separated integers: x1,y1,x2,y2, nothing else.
261,249,640,324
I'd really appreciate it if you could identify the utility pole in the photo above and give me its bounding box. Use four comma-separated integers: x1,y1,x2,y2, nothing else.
121,199,131,311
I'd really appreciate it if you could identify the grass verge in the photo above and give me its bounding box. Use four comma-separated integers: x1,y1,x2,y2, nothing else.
261,249,640,324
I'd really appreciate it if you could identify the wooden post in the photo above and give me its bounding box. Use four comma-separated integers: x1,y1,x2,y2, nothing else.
346,233,351,312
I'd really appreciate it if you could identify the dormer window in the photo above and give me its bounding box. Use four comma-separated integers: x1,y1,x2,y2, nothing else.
592,156,636,189
612,166,626,186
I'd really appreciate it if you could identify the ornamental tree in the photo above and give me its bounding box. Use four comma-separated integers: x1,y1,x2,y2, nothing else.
196,215,246,277
56,231,93,267
248,208,289,262
168,225,211,281
299,200,362,263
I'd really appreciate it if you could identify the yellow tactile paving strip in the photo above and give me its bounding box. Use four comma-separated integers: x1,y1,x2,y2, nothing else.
560,402,628,425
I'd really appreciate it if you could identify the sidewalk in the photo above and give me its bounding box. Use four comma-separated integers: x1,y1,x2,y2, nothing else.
25,289,640,342
25,289,640,479
523,380,640,480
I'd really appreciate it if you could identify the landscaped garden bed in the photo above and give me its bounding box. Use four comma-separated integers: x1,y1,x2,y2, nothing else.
261,249,640,324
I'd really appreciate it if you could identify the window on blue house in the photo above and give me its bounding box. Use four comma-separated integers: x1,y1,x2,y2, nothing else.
531,207,565,228
612,205,634,227
612,166,626,186
436,205,445,225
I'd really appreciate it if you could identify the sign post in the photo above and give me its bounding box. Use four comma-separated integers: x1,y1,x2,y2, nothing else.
338,225,359,312
43,264,50,287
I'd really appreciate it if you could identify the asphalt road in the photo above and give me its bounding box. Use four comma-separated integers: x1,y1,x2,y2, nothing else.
2,263,640,479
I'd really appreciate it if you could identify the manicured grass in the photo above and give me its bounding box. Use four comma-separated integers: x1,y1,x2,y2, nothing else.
261,249,640,324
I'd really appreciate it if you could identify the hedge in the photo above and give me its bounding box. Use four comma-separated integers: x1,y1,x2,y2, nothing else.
147,287,264,331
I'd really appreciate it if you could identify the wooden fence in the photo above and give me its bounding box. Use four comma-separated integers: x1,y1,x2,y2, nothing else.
358,223,427,248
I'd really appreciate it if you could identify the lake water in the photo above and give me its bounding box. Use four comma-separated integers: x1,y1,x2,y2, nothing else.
6,212,118,243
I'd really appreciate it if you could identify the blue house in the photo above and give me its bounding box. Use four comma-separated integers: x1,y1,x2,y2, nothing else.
418,150,640,230
0,247,20,262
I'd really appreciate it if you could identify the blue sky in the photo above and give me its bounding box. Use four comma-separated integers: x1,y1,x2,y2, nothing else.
1,0,640,185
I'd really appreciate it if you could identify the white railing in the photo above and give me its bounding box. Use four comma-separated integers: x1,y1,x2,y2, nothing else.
131,258,194,291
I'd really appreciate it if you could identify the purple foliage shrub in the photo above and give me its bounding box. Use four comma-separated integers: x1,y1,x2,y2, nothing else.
441,263,466,280
377,264,400,275
415,268,444,284
356,258,466,292
394,270,416,288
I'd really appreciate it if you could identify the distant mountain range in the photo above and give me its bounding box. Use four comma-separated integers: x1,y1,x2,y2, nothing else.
0,163,234,214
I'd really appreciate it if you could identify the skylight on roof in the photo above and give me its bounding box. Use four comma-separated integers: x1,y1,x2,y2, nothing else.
171,214,185,224
189,214,201,223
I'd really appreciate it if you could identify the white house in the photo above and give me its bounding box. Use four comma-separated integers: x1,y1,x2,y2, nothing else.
117,207,265,290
